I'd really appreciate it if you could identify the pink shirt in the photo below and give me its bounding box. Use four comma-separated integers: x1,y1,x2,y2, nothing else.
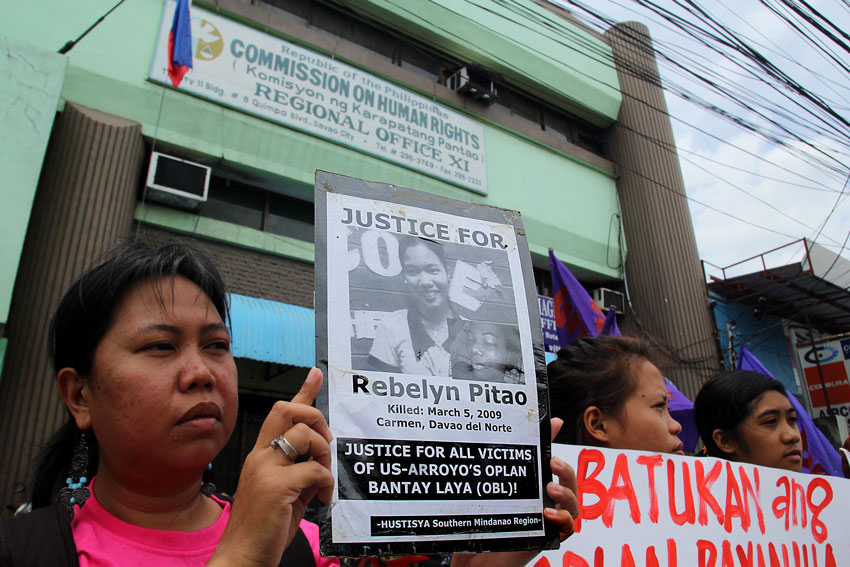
71,486,338,567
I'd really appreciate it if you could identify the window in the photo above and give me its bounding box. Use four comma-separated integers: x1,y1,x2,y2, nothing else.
200,176,315,242
204,177,265,231
141,147,316,243
258,0,308,25
498,85,542,127
542,108,572,142
312,2,398,62
267,194,314,242
399,43,442,82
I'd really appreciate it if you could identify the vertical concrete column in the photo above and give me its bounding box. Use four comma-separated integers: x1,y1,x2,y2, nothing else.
0,103,143,505
606,23,721,399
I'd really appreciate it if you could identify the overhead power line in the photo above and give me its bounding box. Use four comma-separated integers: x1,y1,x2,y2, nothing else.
389,0,838,239
547,0,850,252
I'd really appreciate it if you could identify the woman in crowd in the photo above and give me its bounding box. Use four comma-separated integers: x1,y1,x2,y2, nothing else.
547,336,684,455
368,237,461,376
0,241,576,566
694,370,802,472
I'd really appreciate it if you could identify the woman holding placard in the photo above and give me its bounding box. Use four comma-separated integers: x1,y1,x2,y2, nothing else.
547,336,685,455
694,370,803,472
0,241,577,566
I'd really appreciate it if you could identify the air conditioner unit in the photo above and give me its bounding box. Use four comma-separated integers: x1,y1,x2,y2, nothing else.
447,66,498,105
145,152,211,210
592,288,625,315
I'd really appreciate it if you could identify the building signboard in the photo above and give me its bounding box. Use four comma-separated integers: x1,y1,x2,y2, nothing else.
150,1,488,194
793,334,850,429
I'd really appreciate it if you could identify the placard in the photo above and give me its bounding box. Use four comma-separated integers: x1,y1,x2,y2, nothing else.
150,0,488,193
531,444,849,566
315,171,556,556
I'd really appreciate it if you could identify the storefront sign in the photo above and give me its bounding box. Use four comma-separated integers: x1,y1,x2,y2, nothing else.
150,1,488,193
795,336,850,428
315,171,554,556
532,444,849,566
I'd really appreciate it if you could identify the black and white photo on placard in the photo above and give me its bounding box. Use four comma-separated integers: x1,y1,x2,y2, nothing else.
346,229,523,384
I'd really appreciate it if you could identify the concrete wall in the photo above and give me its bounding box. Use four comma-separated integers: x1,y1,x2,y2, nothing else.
0,36,67,325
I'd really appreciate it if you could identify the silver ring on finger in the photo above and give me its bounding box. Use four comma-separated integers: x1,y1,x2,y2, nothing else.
270,434,299,461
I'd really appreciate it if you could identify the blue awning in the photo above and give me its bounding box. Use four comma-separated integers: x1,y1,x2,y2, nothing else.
229,293,315,367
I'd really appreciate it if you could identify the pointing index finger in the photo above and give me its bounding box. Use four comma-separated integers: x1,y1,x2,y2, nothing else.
292,367,323,406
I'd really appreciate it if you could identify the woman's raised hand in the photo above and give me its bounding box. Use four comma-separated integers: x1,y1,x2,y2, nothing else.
209,368,334,566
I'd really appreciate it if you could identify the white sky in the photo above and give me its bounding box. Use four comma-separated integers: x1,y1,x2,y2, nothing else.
555,0,850,279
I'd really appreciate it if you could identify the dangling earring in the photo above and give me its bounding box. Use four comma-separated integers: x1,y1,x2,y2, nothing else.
59,430,91,519
201,462,216,496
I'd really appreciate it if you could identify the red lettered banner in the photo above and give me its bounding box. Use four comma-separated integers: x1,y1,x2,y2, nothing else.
531,444,849,567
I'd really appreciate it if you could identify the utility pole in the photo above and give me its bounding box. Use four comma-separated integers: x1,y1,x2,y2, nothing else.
726,321,737,370
804,313,832,412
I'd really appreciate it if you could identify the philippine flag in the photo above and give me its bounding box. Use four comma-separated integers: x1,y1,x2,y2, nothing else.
167,0,193,87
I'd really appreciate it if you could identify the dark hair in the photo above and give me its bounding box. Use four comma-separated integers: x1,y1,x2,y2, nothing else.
398,236,448,270
31,241,229,508
547,336,658,445
694,370,788,459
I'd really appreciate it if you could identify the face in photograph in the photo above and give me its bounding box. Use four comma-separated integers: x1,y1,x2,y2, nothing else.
469,323,518,382
401,240,450,317
452,321,523,384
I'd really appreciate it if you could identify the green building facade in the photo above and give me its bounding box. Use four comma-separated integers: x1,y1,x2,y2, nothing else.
0,0,720,504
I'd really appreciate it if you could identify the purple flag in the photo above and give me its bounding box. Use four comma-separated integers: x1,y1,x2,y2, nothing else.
548,249,608,347
738,344,842,477
600,305,621,337
664,377,699,452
